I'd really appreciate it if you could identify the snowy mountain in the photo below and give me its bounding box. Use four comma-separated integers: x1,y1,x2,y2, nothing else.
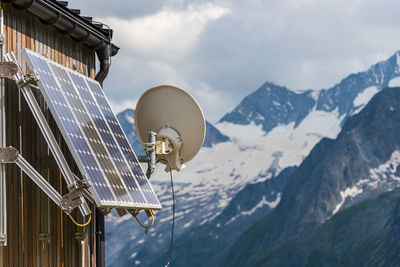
106,51,400,267
219,82,315,132
106,108,340,266
203,121,230,147
222,86,400,266
221,51,400,131
149,86,400,266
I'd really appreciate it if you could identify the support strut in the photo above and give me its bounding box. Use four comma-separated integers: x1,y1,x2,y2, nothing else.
0,147,87,214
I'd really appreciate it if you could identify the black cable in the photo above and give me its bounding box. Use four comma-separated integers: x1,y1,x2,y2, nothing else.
166,164,175,267
158,160,175,267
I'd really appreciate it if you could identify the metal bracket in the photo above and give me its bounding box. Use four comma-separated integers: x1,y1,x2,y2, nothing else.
98,208,112,216
144,132,157,179
38,232,50,242
61,189,86,214
62,177,90,213
116,208,127,217
25,71,39,84
0,62,18,78
16,71,39,87
140,131,174,178
0,147,19,163
0,234,6,242
143,142,155,153
69,173,90,191
0,146,89,215
75,232,85,241
144,141,165,154
127,209,140,217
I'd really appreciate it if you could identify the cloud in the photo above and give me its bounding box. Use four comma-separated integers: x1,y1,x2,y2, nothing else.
190,0,400,93
98,3,230,122
109,98,139,114
189,83,234,122
99,3,230,61
67,0,166,19
83,0,400,122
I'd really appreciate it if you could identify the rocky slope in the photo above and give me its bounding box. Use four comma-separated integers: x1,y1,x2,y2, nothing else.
224,87,400,266
241,188,400,266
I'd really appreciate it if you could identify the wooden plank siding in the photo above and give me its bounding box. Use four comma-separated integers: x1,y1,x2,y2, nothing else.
1,4,97,267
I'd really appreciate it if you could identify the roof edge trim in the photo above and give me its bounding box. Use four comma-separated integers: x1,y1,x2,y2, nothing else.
3,0,119,56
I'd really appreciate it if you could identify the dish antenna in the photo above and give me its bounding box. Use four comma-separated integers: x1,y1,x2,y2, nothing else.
135,85,205,172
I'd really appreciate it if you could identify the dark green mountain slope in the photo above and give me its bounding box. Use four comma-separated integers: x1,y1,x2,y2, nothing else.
237,188,400,266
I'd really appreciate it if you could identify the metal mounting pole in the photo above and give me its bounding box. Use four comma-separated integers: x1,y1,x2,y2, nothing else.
146,131,156,178
0,5,7,246
138,131,157,179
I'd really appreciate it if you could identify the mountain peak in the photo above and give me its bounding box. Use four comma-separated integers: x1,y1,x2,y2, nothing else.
393,49,400,62
223,86,400,266
219,82,316,132
220,50,400,135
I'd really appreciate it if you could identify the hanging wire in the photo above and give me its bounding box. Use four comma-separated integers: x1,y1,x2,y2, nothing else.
159,160,175,267
69,213,92,227
133,210,155,229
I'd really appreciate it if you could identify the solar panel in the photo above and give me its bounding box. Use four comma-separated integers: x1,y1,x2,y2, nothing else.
23,49,161,210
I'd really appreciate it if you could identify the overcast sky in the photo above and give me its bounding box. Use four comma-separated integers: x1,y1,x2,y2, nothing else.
68,0,400,122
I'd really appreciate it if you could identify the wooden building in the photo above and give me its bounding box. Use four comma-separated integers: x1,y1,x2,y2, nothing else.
0,0,119,266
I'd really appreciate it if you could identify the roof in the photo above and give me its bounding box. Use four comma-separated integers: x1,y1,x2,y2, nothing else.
3,0,119,56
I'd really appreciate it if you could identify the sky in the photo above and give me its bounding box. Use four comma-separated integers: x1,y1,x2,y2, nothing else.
67,0,400,122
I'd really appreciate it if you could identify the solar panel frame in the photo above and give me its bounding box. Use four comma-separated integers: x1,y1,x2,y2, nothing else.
84,78,161,206
23,51,118,207
66,69,156,207
49,63,134,206
23,49,162,210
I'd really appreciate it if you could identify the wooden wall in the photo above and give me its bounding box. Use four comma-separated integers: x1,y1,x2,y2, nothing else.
0,4,98,267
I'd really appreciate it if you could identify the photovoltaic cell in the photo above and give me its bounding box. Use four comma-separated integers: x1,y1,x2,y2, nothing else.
24,53,117,206
23,49,161,210
85,79,160,205
69,72,148,205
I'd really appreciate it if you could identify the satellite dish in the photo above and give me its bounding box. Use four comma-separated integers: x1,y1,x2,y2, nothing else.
135,85,205,171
